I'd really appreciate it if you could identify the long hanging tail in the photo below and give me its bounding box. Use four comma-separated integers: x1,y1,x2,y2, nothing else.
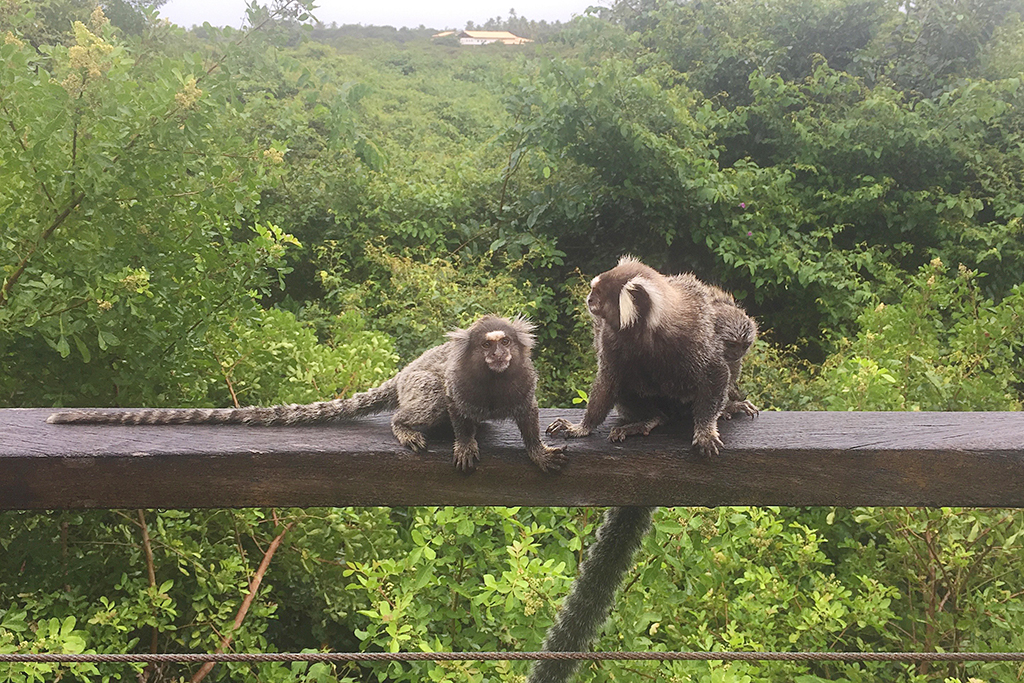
46,377,400,426
528,506,656,683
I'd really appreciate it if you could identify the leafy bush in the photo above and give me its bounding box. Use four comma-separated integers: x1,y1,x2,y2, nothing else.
816,258,1024,412
2,2,1024,682
0,11,295,408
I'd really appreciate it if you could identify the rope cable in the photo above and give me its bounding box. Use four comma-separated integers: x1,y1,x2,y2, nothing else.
3,651,1024,664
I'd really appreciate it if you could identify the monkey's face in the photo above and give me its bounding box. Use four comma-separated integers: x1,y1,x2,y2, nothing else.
479,329,515,373
589,271,656,331
721,322,756,362
451,316,535,376
587,275,621,328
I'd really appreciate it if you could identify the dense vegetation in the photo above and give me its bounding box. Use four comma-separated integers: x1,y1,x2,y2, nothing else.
2,0,1024,680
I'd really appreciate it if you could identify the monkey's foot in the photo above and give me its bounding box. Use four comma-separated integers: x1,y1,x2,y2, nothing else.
608,416,665,443
393,426,428,453
721,399,759,420
546,418,591,439
692,425,724,457
453,440,480,473
529,444,568,473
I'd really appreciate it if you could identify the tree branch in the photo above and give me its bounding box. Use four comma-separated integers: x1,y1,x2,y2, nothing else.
137,510,160,682
190,522,294,683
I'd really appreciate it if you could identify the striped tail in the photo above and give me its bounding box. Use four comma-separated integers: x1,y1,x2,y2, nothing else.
46,378,400,426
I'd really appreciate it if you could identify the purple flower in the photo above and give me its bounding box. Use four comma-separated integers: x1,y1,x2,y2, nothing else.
739,202,746,209
747,231,753,237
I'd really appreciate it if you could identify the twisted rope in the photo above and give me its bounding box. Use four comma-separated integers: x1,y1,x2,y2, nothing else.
3,651,1024,664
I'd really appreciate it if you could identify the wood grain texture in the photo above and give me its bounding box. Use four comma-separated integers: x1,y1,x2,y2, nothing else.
2,408,1023,509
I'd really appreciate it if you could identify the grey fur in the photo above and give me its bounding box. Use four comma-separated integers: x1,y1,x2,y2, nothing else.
705,283,759,419
548,255,758,456
48,315,567,473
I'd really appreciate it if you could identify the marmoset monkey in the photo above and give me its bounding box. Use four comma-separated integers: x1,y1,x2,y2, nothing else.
547,256,758,456
530,260,759,683
705,282,759,419
48,315,567,473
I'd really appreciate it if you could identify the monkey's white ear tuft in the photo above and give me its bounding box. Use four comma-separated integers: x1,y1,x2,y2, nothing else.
620,276,664,329
446,326,472,343
617,254,643,268
619,278,642,328
508,315,536,349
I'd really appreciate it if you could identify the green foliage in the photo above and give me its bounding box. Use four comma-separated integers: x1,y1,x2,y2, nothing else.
314,242,550,361
504,2,1024,349
0,0,95,47
342,507,585,681
2,0,1024,681
738,335,819,412
204,307,398,406
817,259,1024,411
843,506,1024,682
871,0,1024,96
0,9,299,408
611,0,888,102
737,258,1024,414
547,506,904,682
0,507,396,682
504,54,724,266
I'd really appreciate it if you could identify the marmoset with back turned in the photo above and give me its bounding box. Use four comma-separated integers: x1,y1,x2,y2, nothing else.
49,315,567,473
547,255,757,456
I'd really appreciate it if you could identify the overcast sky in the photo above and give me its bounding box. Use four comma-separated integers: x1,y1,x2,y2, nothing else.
158,0,600,31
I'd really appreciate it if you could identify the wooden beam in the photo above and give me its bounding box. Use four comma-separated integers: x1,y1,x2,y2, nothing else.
2,408,1023,509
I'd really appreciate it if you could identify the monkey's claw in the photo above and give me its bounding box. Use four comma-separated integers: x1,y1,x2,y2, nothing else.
531,444,569,473
722,399,759,419
453,441,480,473
609,426,645,442
546,418,590,439
692,432,724,458
608,416,663,442
395,429,428,453
545,418,571,434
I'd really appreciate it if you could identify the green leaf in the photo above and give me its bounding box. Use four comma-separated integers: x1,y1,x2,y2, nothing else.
74,335,92,363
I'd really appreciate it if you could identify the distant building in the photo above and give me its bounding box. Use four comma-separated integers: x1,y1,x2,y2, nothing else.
432,30,534,46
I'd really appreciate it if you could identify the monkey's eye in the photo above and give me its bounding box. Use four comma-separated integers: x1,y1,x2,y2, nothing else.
481,341,491,349
500,337,511,347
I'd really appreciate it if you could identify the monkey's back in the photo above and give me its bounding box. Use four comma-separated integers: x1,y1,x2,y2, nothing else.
595,270,726,410
401,341,454,376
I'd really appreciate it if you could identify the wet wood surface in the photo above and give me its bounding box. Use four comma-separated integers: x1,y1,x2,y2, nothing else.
2,408,1023,509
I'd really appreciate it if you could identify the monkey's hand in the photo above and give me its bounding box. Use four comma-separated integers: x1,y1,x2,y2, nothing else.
692,427,724,458
546,418,592,439
394,429,428,452
608,415,666,442
528,444,569,473
721,399,759,420
452,439,480,473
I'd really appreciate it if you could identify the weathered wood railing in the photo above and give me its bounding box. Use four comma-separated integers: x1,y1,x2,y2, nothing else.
3,408,1023,509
